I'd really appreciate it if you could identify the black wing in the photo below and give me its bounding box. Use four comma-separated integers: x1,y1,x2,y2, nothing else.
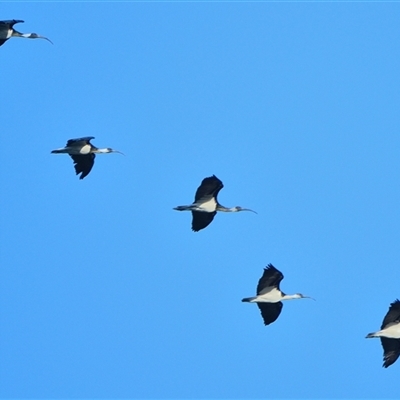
194,175,223,202
0,20,24,47
381,338,400,368
257,302,283,326
66,136,95,147
0,19,24,27
191,211,216,232
256,264,284,295
70,154,95,180
381,299,400,329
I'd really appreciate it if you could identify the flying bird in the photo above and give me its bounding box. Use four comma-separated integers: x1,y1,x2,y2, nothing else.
242,264,314,326
51,137,124,179
366,299,400,368
173,175,256,232
0,20,52,47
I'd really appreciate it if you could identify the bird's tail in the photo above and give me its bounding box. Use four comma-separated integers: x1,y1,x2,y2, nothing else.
241,297,256,303
173,206,189,211
366,332,377,338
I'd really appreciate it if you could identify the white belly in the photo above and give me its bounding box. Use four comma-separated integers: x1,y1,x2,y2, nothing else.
195,197,217,212
80,144,91,154
380,323,400,339
253,288,282,303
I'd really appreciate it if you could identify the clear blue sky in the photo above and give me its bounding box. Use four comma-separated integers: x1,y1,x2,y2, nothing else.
1,2,400,398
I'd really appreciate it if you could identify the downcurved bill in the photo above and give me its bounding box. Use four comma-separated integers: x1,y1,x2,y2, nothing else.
242,208,257,214
303,295,316,301
39,35,53,44
23,33,53,44
112,150,125,155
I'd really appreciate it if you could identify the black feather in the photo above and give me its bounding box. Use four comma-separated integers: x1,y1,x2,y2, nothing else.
191,211,217,232
257,302,283,326
66,136,95,147
256,264,284,295
194,175,223,202
381,337,400,368
70,154,95,180
381,299,400,329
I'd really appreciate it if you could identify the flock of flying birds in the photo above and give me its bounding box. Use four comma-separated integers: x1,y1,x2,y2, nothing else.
2,18,400,369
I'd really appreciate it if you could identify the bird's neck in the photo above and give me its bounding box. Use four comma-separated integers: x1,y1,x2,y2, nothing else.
20,33,34,39
281,294,301,300
11,30,23,38
218,206,238,212
95,148,110,154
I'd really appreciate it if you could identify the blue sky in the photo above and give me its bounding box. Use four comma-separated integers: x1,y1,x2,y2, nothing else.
1,2,400,398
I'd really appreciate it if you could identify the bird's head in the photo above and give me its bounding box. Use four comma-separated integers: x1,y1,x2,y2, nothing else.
21,32,53,44
235,206,257,214
106,148,125,155
295,293,315,300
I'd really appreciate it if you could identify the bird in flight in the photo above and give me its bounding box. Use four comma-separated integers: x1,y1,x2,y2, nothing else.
0,20,52,47
174,175,256,232
366,299,400,368
242,264,314,326
51,137,124,179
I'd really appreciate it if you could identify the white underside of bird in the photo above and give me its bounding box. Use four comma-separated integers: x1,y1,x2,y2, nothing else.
244,288,283,303
78,144,91,154
193,197,217,212
51,144,92,155
368,323,400,339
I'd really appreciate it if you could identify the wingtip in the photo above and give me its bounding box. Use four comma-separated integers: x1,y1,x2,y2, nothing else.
383,358,393,368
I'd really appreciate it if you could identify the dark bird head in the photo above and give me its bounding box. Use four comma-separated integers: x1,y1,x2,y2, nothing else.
107,148,124,155
20,32,53,44
295,293,315,300
234,206,257,214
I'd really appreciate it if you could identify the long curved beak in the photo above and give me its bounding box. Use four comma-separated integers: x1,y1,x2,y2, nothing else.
112,150,125,155
40,36,53,45
22,33,53,44
303,295,316,301
242,208,257,214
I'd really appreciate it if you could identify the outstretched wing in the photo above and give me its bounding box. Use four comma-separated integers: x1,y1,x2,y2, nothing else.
381,299,400,329
191,211,216,232
0,19,24,27
66,136,95,147
194,175,223,202
381,338,400,368
257,302,283,326
70,154,95,180
0,20,24,46
256,264,284,295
